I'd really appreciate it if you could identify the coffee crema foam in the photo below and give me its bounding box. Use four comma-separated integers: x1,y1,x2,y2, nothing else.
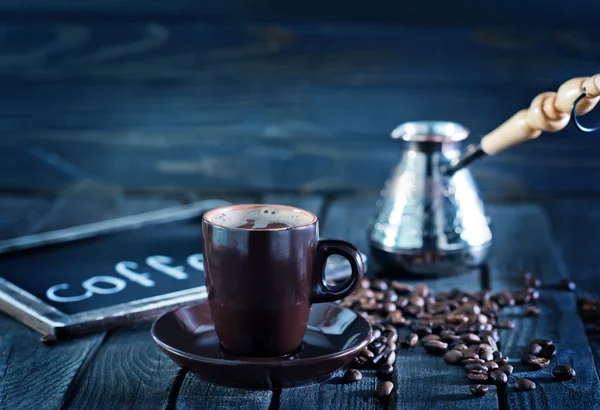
208,206,314,230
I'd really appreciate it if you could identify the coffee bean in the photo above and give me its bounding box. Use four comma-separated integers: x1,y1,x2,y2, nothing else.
443,334,462,344
360,278,371,289
378,381,394,397
451,343,468,351
414,283,430,297
539,344,557,358
383,302,397,313
530,338,552,347
498,364,514,376
360,349,375,359
421,334,441,343
514,291,531,305
494,291,516,307
400,333,418,348
552,365,576,381
352,356,367,366
529,289,540,301
377,364,394,377
444,350,463,365
492,351,503,359
525,306,541,317
396,297,410,309
446,314,468,325
498,320,515,329
470,384,489,397
485,361,499,370
423,340,448,354
462,351,479,360
385,351,396,365
468,370,489,382
389,310,406,326
462,358,485,365
514,378,536,391
384,291,399,303
415,325,432,337
373,347,393,365
526,343,542,355
343,368,363,383
558,279,576,292
479,351,494,362
489,369,508,384
521,354,535,364
391,281,413,294
524,272,542,288
525,356,551,370
372,280,388,292
410,295,425,307
371,342,385,355
383,329,398,343
461,333,481,344
494,356,509,366
464,363,488,372
372,329,382,339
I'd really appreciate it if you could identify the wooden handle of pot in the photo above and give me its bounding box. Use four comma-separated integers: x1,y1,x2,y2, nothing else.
480,74,600,155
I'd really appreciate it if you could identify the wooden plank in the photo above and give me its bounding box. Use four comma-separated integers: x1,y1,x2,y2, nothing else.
65,325,179,409
276,196,496,410
486,204,600,409
0,1,598,30
0,193,106,410
176,378,272,410
0,22,599,195
544,199,600,380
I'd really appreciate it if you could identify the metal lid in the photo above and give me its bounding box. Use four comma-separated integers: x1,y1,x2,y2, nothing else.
391,121,469,143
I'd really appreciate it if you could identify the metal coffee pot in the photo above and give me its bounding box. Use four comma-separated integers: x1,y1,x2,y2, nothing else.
368,74,600,275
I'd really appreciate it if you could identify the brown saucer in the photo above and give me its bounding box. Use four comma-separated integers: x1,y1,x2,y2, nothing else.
151,301,372,389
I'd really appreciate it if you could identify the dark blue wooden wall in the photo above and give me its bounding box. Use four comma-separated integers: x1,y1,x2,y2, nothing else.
1,2,600,197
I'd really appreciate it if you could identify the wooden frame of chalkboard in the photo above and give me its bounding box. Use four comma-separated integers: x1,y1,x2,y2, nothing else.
0,199,231,339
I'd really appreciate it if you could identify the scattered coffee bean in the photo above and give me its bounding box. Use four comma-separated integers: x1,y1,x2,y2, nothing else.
378,381,394,397
494,356,509,366
353,356,368,366
385,351,396,365
444,350,463,365
373,347,393,365
391,281,413,294
377,364,394,377
525,356,551,370
525,306,541,317
372,280,388,292
422,334,441,343
389,310,406,325
498,364,514,376
494,291,516,307
461,333,481,344
400,333,418,348
558,279,576,292
452,343,468,351
484,361,499,370
492,351,503,359
462,358,485,365
468,370,489,382
470,384,489,397
415,325,432,337
383,302,397,313
514,378,536,391
514,291,531,305
540,344,557,358
423,340,448,354
530,338,552,347
343,369,363,383
414,283,430,297
489,369,508,384
524,272,542,288
360,279,371,289
521,354,536,365
462,351,479,359
552,365,576,381
464,363,488,372
360,349,375,359
526,343,542,355
479,351,494,362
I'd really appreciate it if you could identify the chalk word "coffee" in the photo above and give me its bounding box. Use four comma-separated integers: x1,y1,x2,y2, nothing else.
46,254,204,303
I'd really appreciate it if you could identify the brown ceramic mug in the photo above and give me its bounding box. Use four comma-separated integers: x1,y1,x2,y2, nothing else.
202,204,365,357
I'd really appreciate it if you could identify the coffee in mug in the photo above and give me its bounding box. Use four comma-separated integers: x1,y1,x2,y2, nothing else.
202,204,365,357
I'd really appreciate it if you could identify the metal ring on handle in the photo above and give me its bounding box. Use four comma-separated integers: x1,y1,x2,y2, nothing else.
572,91,600,133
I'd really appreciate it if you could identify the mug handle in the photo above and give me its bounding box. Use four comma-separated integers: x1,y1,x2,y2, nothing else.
311,239,365,303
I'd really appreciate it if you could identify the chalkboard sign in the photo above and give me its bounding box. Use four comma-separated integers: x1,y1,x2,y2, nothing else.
0,199,366,338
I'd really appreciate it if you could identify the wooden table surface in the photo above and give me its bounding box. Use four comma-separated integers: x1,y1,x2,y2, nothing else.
2,7,600,408
1,189,599,409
